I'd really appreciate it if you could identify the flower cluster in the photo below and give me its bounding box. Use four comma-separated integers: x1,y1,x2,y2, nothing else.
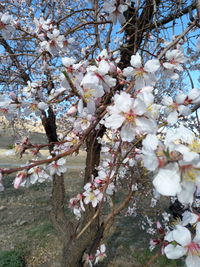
69,167,115,218
142,125,200,204
103,89,157,142
164,211,200,267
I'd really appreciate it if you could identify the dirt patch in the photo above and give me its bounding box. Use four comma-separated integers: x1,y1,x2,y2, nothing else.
0,151,183,267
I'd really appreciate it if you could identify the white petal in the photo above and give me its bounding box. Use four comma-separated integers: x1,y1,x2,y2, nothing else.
144,59,160,73
135,77,145,90
62,57,76,67
194,222,200,244
164,244,187,259
165,231,175,242
162,95,173,106
123,66,134,77
181,211,199,226
98,60,110,75
186,255,200,267
163,62,175,70
143,153,158,171
118,4,128,13
135,117,157,134
172,225,191,246
175,93,186,104
167,110,178,124
118,13,126,25
104,114,124,129
178,105,191,116
114,92,132,113
130,53,142,68
133,98,146,115
100,244,106,253
153,163,181,196
38,102,48,110
177,181,195,205
103,2,115,13
120,123,135,142
188,88,200,103
142,134,158,151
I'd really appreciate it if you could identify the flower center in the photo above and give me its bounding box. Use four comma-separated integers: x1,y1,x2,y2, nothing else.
53,162,59,169
31,103,37,110
135,67,145,78
170,102,179,110
189,140,200,153
124,112,135,123
89,192,95,201
34,167,42,174
50,39,56,47
83,89,95,102
181,165,197,182
186,242,200,256
66,66,74,73
0,21,6,30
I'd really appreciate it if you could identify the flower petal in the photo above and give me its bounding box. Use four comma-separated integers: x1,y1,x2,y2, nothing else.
130,53,142,68
164,244,187,259
185,254,200,267
153,163,181,196
172,225,191,246
144,59,160,73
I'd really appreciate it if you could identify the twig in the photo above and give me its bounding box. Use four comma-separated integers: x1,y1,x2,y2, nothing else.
158,20,197,59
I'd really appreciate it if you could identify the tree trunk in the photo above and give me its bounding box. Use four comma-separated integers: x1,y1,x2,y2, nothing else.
61,127,105,266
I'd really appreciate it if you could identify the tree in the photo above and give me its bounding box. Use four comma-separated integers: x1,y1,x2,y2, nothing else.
0,0,200,266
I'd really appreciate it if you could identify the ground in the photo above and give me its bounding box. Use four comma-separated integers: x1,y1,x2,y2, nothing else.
0,147,184,266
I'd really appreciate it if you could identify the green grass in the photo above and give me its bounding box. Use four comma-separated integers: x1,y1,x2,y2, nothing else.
0,175,25,198
6,144,14,149
0,250,25,267
27,221,55,239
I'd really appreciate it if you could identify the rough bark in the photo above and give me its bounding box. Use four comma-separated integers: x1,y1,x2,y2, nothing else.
119,0,161,69
60,127,105,266
41,107,71,239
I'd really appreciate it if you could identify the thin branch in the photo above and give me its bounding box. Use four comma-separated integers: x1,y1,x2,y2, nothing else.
158,20,197,60
66,21,111,35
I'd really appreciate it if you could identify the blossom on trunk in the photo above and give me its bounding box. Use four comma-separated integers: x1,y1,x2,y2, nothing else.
47,158,67,176
83,188,103,208
94,244,106,264
69,194,85,219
